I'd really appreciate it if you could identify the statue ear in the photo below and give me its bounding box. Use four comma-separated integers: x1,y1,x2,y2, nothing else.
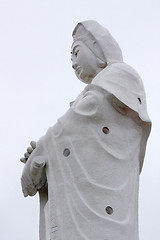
96,58,107,68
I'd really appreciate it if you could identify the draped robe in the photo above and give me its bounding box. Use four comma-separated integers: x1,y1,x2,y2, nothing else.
21,62,151,240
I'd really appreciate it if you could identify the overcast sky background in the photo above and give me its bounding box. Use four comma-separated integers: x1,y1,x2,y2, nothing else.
0,0,159,239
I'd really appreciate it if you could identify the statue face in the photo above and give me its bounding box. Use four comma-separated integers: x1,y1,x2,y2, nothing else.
71,41,101,84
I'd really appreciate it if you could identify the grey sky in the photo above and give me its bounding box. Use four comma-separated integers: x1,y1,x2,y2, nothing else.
0,0,159,239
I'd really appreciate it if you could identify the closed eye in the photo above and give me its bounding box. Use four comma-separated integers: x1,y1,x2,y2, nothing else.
75,50,79,57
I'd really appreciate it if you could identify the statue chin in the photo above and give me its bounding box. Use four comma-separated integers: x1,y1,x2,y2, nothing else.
75,71,92,84
79,76,92,84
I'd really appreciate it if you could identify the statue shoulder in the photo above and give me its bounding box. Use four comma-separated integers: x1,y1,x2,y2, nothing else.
92,62,151,123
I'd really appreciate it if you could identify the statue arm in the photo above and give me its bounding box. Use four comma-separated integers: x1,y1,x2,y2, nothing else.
72,84,140,123
71,85,104,116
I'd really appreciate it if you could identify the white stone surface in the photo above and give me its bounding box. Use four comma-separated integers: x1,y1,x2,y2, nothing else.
21,21,151,240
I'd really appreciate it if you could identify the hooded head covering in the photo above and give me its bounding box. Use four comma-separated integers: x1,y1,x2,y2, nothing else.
72,20,123,64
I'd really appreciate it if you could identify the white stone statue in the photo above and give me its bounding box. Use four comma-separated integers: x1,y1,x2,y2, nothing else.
21,20,151,240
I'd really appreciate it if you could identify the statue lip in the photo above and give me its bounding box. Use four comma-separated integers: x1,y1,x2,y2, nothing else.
75,66,81,74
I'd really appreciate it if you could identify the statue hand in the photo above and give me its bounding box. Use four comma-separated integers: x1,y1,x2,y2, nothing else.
20,141,37,164
20,141,37,196
21,156,46,197
30,156,46,190
21,141,46,197
21,159,37,197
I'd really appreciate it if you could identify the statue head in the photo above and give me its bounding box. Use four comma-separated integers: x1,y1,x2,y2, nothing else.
71,20,123,83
